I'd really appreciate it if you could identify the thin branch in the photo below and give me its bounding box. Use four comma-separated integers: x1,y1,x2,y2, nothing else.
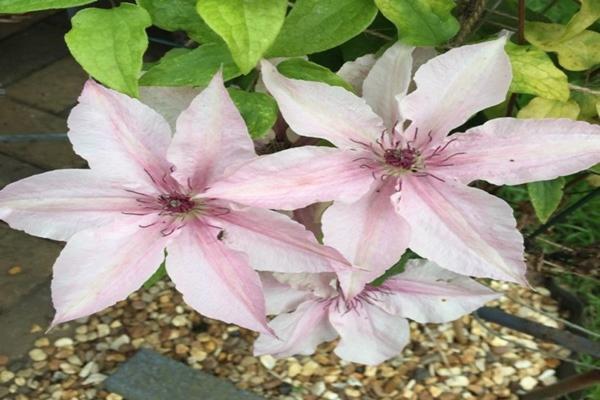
364,29,393,41
517,0,526,44
521,370,600,399
569,83,600,95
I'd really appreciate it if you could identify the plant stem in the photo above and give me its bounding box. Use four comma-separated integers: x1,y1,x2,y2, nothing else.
521,370,600,399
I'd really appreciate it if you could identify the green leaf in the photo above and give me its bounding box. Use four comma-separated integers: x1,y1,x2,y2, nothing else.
517,97,580,119
0,0,93,13
197,0,287,74
140,43,241,87
526,0,580,24
65,4,151,98
374,0,459,45
371,251,417,286
525,1,600,71
227,88,278,139
267,0,378,57
505,43,569,102
137,0,221,44
528,178,566,223
571,88,600,121
277,58,353,91
143,262,167,289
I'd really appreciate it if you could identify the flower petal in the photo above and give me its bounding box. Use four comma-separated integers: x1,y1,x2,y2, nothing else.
322,181,410,296
67,80,172,187
166,221,270,334
363,42,414,129
168,71,256,190
432,118,600,185
139,86,201,130
400,37,511,146
50,218,169,326
213,205,349,273
396,176,527,284
204,146,375,209
0,170,139,241
253,299,336,358
379,259,500,323
330,303,410,365
260,272,314,315
261,60,385,149
337,54,376,95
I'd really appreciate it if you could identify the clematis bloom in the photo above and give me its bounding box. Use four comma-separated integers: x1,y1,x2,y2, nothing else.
205,37,600,289
254,259,499,365
0,73,349,333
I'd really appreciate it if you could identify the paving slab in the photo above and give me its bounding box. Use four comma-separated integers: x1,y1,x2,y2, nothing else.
105,348,265,400
7,56,87,114
0,97,84,169
0,20,69,85
0,12,55,41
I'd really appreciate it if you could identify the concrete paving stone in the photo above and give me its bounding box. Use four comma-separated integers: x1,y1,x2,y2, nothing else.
7,56,88,114
105,349,265,400
0,12,55,41
0,97,84,169
0,20,69,85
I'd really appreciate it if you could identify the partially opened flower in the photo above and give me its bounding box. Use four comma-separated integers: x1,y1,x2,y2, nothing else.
205,37,600,288
0,73,349,333
254,260,499,365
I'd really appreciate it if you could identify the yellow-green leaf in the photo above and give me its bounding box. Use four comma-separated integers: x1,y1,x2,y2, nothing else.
65,4,151,98
517,97,580,119
197,0,287,74
505,43,569,101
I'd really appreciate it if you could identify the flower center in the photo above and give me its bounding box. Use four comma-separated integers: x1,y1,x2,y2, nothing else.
383,148,419,169
158,193,195,214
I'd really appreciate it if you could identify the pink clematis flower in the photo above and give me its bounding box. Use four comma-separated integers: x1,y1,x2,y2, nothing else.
205,37,600,290
254,259,499,365
0,73,348,333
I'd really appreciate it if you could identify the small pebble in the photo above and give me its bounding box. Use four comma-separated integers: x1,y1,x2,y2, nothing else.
520,376,538,391
54,337,74,348
28,349,47,362
259,355,276,370
446,376,469,387
7,266,22,275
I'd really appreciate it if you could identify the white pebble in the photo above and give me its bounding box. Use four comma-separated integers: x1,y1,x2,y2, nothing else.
520,376,538,391
54,338,74,348
446,375,469,387
259,355,276,370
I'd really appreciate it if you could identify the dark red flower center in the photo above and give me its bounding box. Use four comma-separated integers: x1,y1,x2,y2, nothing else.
158,193,195,214
383,148,419,169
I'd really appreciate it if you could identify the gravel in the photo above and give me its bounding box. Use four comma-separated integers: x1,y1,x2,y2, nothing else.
0,280,568,399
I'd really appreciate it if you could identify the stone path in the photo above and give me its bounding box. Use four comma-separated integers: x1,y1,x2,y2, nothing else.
0,12,87,362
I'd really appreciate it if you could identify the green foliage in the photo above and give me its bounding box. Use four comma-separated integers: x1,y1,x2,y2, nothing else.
527,178,566,223
374,0,459,45
277,58,353,91
267,0,378,57
137,0,221,44
526,0,600,71
143,262,167,289
65,4,151,98
571,88,600,121
371,251,417,286
197,0,287,74
227,88,278,139
140,43,241,87
505,43,569,101
0,0,93,13
526,0,580,24
517,97,580,119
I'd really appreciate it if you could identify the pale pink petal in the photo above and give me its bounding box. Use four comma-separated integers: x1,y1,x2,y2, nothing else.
432,118,600,185
212,205,349,273
50,218,169,326
363,42,414,129
396,176,527,284
399,37,511,147
203,146,376,209
330,303,410,365
67,80,172,187
337,54,376,95
139,86,201,130
168,71,256,190
261,60,385,149
253,299,336,357
260,272,314,315
166,221,270,334
322,181,410,296
0,170,139,241
379,259,500,323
